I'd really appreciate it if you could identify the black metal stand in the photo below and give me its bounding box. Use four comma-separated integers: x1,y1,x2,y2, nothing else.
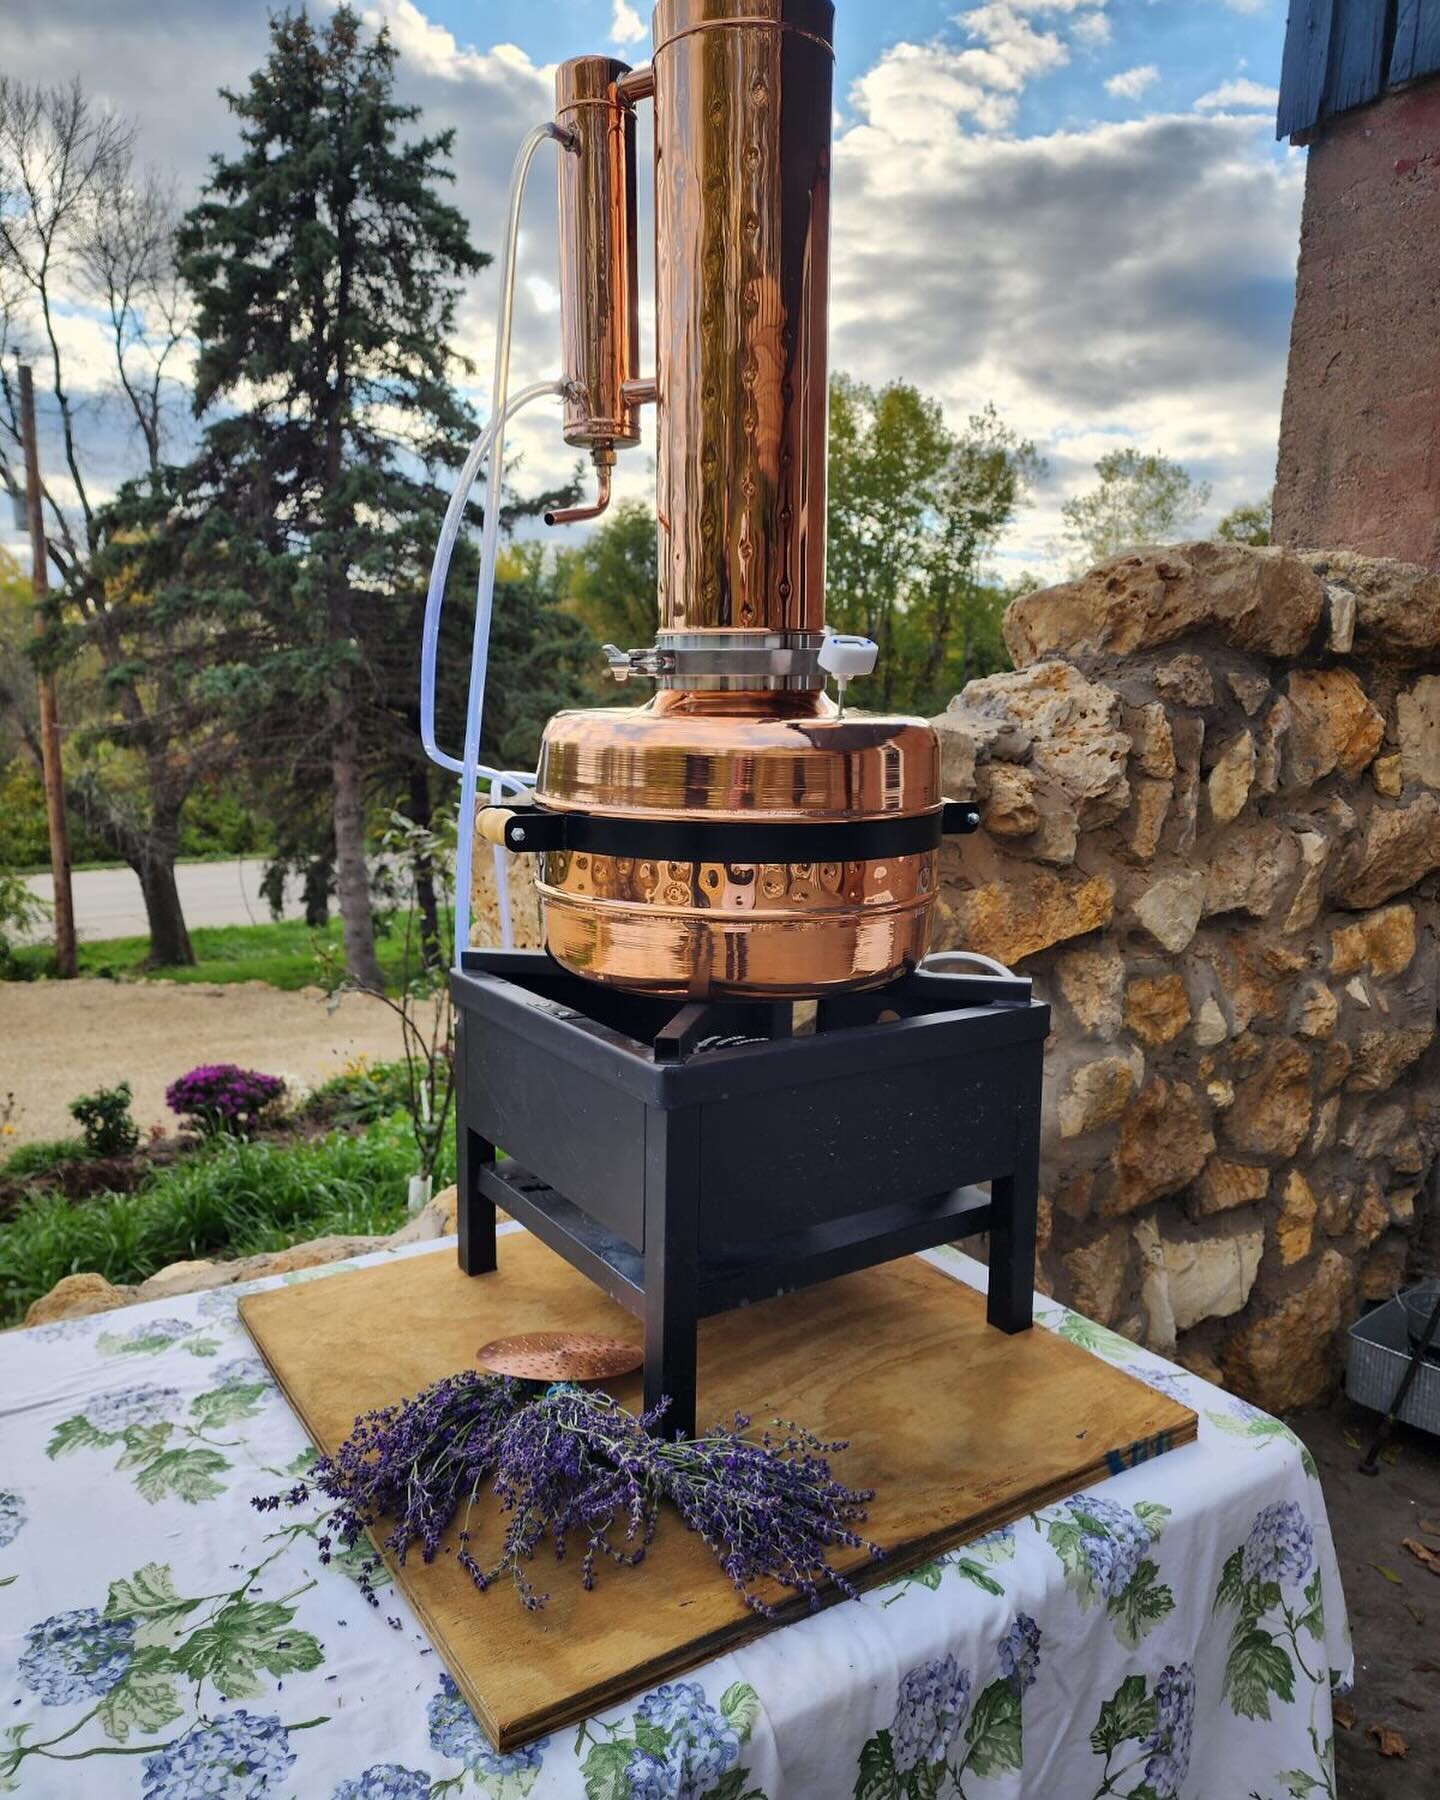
453,950,1048,1440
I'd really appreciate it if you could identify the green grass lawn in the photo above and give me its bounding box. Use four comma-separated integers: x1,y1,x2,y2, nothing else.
8,911,452,992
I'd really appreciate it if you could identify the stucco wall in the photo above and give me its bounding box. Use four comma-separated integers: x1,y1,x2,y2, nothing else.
1274,84,1440,569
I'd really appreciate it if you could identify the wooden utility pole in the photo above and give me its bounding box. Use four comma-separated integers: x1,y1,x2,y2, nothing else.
18,362,77,978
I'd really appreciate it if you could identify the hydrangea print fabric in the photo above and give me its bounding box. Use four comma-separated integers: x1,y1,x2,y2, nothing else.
0,1238,1350,1796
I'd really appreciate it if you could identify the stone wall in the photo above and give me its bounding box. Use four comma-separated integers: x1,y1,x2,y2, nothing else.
933,541,1440,1412
1273,84,1440,571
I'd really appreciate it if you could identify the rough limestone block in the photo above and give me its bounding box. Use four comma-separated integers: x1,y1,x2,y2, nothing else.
1162,1228,1264,1332
1336,794,1440,908
1003,543,1324,667
1397,673,1440,789
1206,731,1256,826
1282,668,1386,785
1132,872,1206,952
23,1273,136,1327
1103,1078,1215,1215
1220,1250,1356,1412
1055,946,1125,1038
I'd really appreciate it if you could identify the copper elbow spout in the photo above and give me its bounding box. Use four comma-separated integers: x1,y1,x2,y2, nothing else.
545,449,614,527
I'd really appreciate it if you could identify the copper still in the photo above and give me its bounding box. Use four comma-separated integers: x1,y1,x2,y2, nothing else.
483,0,974,998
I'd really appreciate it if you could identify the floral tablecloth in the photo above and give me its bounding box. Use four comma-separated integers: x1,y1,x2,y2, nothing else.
1,1234,1351,1800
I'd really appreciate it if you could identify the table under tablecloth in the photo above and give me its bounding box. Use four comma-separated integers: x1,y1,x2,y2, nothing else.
0,1233,1351,1799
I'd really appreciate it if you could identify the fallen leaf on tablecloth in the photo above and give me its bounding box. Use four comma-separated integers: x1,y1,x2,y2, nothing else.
1343,1429,1362,1450
1373,1563,1403,1584
1333,1699,1356,1730
1365,1724,1407,1758
1402,1538,1440,1575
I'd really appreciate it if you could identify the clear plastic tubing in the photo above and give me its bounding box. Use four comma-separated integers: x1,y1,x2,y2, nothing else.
418,119,572,968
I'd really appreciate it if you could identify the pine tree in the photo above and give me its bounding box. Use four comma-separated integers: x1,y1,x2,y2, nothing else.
171,5,486,985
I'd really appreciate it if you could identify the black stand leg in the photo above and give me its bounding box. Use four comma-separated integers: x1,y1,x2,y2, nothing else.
987,1166,1037,1334
643,1110,700,1439
457,1123,498,1277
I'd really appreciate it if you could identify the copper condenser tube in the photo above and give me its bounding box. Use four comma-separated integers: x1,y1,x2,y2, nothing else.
554,57,641,458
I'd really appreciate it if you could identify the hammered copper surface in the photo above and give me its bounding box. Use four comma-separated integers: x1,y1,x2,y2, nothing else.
476,1331,643,1381
652,0,835,632
536,690,938,820
538,877,935,996
555,57,641,453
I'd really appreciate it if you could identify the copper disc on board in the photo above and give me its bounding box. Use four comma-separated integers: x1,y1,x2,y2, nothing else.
477,1331,642,1382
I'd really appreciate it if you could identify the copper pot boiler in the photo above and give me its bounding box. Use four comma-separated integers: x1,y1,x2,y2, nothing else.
485,0,972,998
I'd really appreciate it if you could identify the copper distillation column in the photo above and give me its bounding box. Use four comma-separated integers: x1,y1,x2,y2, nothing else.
484,0,970,999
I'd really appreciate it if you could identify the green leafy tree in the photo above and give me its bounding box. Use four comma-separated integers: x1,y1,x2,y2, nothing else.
827,376,1042,715
1215,494,1272,546
562,497,659,651
0,79,207,963
160,5,487,985
1060,448,1211,572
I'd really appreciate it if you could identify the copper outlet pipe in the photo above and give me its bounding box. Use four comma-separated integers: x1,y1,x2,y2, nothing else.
554,57,641,457
652,0,834,635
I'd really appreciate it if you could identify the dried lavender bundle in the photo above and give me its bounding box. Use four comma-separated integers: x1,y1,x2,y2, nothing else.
256,1376,878,1615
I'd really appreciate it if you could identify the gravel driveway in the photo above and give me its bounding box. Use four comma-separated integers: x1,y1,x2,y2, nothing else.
0,980,408,1143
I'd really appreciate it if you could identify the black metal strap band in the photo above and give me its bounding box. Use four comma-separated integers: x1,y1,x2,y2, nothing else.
499,801,980,860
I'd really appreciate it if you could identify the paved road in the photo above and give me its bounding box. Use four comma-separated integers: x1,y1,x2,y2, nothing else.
19,859,306,944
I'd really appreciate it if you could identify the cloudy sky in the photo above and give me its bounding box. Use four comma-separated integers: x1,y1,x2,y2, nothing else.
3,0,1299,576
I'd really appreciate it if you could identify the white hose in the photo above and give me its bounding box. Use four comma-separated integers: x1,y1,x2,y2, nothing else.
919,949,1019,981
415,119,572,968
419,379,565,778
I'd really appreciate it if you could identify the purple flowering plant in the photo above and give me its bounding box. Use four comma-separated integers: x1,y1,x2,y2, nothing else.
255,1371,878,1616
166,1064,286,1137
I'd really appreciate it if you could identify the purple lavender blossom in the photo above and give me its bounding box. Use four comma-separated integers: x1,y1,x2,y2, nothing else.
83,1383,181,1437
1242,1501,1314,1587
1140,1662,1196,1799
890,1655,972,1774
427,1674,547,1775
260,1375,875,1622
0,1490,25,1548
1064,1494,1150,1599
631,1681,741,1793
997,1614,1041,1694
141,1710,295,1799
19,1608,135,1704
331,1765,432,1800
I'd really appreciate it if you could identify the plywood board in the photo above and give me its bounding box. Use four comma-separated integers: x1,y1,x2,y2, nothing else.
241,1234,1195,1749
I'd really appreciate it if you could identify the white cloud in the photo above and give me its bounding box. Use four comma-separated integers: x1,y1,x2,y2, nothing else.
852,8,1069,140
1071,13,1113,47
1195,78,1280,111
1220,0,1267,13
1105,64,1159,100
609,1,647,47
831,108,1303,569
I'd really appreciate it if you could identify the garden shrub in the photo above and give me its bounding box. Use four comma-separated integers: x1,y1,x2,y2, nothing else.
166,1064,286,1137
1,1138,90,1180
68,1082,140,1157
